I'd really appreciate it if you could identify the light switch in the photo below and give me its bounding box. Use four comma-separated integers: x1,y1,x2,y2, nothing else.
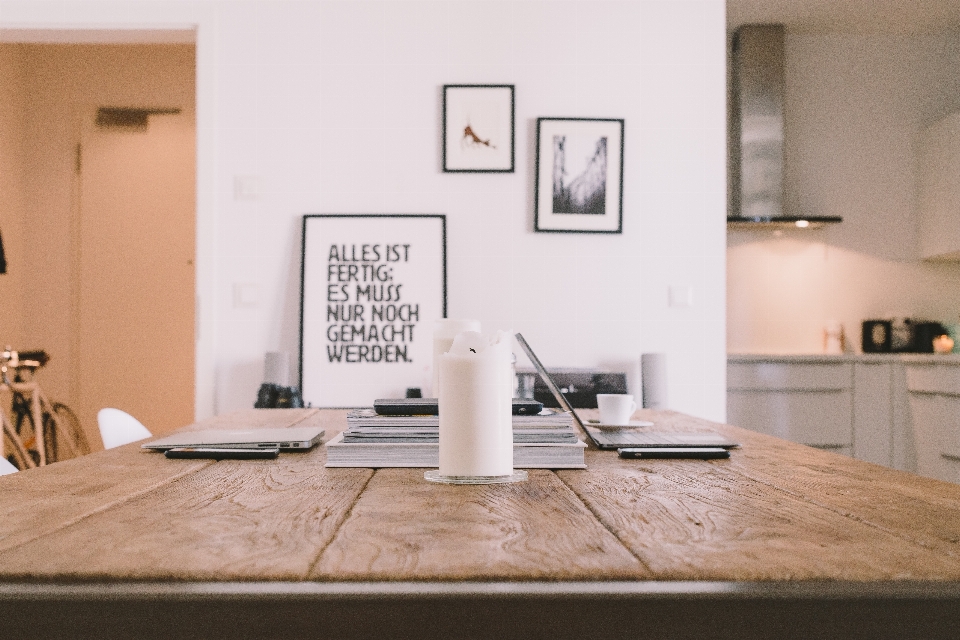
233,283,261,308
234,175,262,201
669,285,693,308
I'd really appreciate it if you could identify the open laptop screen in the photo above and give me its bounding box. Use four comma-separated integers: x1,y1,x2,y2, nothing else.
514,333,738,450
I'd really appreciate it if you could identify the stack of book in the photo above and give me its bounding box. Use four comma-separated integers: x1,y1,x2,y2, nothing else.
325,408,586,468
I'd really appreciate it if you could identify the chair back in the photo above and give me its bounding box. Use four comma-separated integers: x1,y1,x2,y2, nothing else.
97,408,152,449
0,457,18,475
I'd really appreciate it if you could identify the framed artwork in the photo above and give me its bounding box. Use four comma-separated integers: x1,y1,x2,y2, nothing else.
443,84,514,173
534,118,625,234
300,215,447,407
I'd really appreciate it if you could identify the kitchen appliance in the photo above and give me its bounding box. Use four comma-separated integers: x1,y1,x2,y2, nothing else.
728,25,841,229
862,320,892,353
862,319,948,353
913,322,949,353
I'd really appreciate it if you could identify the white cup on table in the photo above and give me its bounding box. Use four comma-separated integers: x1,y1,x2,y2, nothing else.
596,394,637,426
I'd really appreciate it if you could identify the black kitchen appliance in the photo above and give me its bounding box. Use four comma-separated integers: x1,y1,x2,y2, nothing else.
862,319,948,353
862,320,892,353
913,322,949,353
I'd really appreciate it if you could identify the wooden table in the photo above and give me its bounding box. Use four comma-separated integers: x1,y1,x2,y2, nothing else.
3,408,960,639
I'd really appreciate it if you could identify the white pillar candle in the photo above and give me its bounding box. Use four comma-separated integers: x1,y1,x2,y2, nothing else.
432,319,481,397
438,330,513,477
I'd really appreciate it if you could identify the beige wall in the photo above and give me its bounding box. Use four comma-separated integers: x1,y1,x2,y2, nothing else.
728,31,960,354
1,43,195,444
0,44,27,348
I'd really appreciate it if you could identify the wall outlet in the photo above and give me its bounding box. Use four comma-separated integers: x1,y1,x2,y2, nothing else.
233,283,261,308
669,285,693,308
234,175,262,201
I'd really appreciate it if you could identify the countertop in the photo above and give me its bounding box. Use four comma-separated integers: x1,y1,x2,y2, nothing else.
729,353,960,364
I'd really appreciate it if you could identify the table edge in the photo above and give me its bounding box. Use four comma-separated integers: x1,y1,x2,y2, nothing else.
4,580,960,601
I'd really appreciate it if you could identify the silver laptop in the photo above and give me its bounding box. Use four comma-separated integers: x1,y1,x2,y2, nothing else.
514,333,738,451
142,425,325,452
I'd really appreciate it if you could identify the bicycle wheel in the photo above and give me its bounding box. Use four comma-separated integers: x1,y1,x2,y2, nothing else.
48,402,90,459
11,391,41,465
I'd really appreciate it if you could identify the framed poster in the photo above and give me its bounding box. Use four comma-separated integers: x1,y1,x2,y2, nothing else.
534,118,625,233
443,84,514,173
300,215,447,407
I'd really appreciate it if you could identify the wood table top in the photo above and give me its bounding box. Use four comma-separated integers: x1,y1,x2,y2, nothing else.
3,407,960,585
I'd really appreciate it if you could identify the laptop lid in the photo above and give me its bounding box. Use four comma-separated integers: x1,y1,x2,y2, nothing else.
514,333,738,450
142,426,325,451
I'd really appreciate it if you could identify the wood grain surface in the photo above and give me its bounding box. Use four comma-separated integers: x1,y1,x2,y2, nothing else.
559,410,960,580
312,468,646,581
3,408,960,583
643,410,960,559
0,446,372,580
559,450,960,580
0,444,212,554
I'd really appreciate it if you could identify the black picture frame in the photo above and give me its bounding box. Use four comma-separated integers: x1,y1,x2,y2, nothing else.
299,214,447,408
534,117,625,234
442,84,515,173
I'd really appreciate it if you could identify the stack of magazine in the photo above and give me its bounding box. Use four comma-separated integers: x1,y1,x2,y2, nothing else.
325,408,586,468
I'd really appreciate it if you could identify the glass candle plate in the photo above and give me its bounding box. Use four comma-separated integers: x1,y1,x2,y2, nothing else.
424,470,528,485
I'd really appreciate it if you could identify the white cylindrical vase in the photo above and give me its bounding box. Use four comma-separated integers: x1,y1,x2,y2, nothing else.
641,352,668,410
435,330,518,481
431,319,481,397
264,352,290,387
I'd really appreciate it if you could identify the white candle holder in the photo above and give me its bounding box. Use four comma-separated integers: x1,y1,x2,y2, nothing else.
424,470,528,485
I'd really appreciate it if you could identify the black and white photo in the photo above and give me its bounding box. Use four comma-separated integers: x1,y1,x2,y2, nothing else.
535,118,624,233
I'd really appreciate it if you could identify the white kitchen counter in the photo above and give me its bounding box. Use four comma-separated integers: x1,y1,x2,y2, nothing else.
729,353,960,364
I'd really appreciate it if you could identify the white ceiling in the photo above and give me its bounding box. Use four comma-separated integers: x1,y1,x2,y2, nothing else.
728,0,960,34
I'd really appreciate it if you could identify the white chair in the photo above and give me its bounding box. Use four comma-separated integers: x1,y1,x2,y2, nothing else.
0,457,18,475
97,408,152,449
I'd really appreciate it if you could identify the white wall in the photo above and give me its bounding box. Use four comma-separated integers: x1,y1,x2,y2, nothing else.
1,0,728,423
728,31,960,354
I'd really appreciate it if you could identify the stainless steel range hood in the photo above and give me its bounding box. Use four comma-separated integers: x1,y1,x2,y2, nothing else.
729,24,841,229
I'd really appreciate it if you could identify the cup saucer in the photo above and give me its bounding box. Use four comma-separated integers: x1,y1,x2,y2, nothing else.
586,419,654,431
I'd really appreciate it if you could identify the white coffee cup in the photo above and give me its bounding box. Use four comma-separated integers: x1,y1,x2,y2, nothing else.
596,394,637,426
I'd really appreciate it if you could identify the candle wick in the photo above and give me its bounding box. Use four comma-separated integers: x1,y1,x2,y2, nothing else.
469,348,476,353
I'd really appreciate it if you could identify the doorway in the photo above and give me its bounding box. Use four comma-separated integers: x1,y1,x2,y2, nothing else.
2,42,196,445
74,103,196,439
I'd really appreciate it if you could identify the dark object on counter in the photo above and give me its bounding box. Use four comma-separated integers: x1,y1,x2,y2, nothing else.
862,319,948,353
405,387,422,398
373,397,544,416
913,322,949,354
862,320,892,353
254,383,304,409
530,370,627,409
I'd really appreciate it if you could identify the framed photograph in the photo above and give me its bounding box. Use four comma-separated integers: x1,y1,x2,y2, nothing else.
443,85,514,173
534,118,625,233
300,215,447,407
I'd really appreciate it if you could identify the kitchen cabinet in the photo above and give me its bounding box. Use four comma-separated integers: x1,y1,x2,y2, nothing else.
905,361,960,483
727,359,853,455
729,354,960,481
918,112,960,261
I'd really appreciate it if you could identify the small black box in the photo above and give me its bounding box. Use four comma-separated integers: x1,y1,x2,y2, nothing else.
862,320,892,353
913,322,949,353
